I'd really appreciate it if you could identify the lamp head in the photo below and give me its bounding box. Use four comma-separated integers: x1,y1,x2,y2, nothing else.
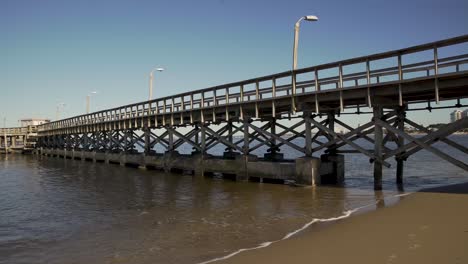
155,68,165,72
304,15,318,21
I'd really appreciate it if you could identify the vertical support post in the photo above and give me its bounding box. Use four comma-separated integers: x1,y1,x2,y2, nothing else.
200,124,206,154
373,105,384,190
269,118,278,157
224,121,233,153
396,107,405,185
243,118,249,155
228,121,233,146
327,111,337,155
144,127,150,155
304,112,312,157
194,124,199,146
167,126,174,152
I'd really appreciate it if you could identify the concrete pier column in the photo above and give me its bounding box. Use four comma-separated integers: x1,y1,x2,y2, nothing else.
235,154,257,181
373,105,384,190
295,157,321,185
192,153,205,177
319,154,344,184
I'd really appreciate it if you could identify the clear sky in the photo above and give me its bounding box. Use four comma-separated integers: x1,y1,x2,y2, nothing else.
1,0,467,127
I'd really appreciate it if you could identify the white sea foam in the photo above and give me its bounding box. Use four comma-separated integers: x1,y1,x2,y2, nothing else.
197,193,408,264
197,209,359,264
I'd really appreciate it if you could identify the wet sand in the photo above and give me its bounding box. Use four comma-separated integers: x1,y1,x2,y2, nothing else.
219,182,468,264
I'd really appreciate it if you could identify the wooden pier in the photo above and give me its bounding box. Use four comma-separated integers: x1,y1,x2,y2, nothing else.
0,126,39,153
14,35,468,189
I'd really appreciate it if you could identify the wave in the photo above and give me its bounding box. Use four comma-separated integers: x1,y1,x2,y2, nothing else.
197,193,410,264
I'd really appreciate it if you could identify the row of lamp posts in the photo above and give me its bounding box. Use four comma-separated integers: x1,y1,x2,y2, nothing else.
54,15,317,120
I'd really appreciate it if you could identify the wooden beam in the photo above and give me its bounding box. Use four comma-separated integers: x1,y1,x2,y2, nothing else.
376,118,468,172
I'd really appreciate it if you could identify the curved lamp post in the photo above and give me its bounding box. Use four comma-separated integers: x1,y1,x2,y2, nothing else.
86,91,98,114
293,15,318,70
149,67,164,100
56,102,66,120
291,15,318,112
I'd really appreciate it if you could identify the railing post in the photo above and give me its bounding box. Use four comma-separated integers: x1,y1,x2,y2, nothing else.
434,45,440,104
291,71,296,113
190,93,194,124
213,89,217,122
255,81,260,118
315,68,320,113
240,85,244,120
338,64,344,112
398,53,403,106
272,78,276,117
201,92,205,123
225,87,230,121
366,59,372,107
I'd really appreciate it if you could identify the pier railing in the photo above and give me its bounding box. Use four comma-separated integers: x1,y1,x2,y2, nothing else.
38,35,468,132
0,127,30,135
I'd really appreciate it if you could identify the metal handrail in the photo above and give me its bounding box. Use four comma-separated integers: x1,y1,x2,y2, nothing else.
39,35,468,132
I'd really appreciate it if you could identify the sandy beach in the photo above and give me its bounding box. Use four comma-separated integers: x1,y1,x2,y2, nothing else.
218,182,468,264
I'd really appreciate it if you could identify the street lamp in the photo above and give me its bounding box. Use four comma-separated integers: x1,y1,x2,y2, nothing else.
56,102,66,120
292,15,318,70
149,67,164,101
86,91,98,114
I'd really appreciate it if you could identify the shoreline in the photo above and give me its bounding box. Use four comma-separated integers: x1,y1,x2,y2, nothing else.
212,182,468,264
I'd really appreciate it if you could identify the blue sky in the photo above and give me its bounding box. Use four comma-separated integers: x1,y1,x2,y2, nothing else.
1,0,467,126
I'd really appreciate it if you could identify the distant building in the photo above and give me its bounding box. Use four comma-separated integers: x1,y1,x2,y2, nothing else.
450,110,463,123
463,109,468,119
20,118,50,127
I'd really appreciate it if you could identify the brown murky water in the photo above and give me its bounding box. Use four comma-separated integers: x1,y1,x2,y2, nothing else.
1,136,467,264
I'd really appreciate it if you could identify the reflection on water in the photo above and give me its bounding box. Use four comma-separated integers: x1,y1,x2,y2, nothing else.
0,136,467,264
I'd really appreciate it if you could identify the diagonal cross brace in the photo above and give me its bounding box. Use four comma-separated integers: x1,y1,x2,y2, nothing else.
310,117,392,168
204,126,244,153
166,127,203,152
383,117,468,160
376,118,468,171
247,122,306,154
404,118,468,155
